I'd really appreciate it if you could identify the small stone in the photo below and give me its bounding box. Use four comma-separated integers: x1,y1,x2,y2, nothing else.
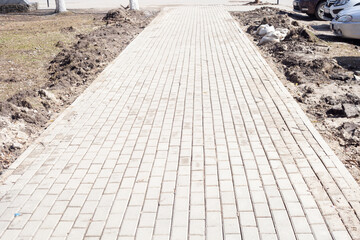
0,120,7,128
16,131,28,144
341,122,358,134
38,89,60,104
10,142,22,150
285,71,304,84
338,122,360,145
323,96,338,105
330,73,351,81
300,28,318,42
291,21,299,26
343,104,359,118
55,41,65,48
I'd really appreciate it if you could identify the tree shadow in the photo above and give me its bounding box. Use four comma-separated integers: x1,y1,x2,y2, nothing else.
287,12,316,21
1,9,59,16
0,9,56,16
335,56,360,71
316,34,360,46
1,9,107,17
311,24,331,32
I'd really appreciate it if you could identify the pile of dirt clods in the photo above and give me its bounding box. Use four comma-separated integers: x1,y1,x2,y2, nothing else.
232,7,360,171
0,7,157,174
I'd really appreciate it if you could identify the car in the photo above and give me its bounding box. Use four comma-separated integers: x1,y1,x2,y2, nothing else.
328,0,360,19
324,0,337,19
330,6,360,39
293,0,327,20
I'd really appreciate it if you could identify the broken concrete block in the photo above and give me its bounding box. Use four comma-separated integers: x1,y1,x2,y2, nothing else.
343,104,359,118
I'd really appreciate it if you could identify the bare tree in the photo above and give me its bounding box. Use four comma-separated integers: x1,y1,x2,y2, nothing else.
55,0,67,13
129,0,139,10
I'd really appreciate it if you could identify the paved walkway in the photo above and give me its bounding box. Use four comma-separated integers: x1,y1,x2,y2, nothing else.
1,6,360,240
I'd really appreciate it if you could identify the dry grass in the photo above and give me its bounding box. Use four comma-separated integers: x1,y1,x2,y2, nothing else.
0,12,105,102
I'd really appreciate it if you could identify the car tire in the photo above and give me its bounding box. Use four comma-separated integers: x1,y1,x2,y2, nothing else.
315,1,326,20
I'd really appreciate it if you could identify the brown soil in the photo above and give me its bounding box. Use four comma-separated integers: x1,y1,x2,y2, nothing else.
0,8,157,174
232,7,360,181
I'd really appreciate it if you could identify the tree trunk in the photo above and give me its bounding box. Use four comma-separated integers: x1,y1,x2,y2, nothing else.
129,0,139,10
55,0,67,13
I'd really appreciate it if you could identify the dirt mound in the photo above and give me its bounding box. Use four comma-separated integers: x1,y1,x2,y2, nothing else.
235,8,336,86
236,7,320,42
103,7,133,23
48,7,154,92
0,8,157,174
232,7,360,169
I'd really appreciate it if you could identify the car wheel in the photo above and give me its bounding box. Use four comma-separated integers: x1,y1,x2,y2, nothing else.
315,1,326,20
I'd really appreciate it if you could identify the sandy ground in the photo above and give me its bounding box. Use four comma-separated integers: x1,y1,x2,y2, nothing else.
232,7,360,182
0,8,157,174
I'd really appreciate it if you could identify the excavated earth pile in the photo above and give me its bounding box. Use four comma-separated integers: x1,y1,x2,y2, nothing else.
233,7,360,179
0,7,157,173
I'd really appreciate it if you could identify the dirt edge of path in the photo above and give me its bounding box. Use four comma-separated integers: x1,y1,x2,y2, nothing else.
0,7,158,174
232,7,360,182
